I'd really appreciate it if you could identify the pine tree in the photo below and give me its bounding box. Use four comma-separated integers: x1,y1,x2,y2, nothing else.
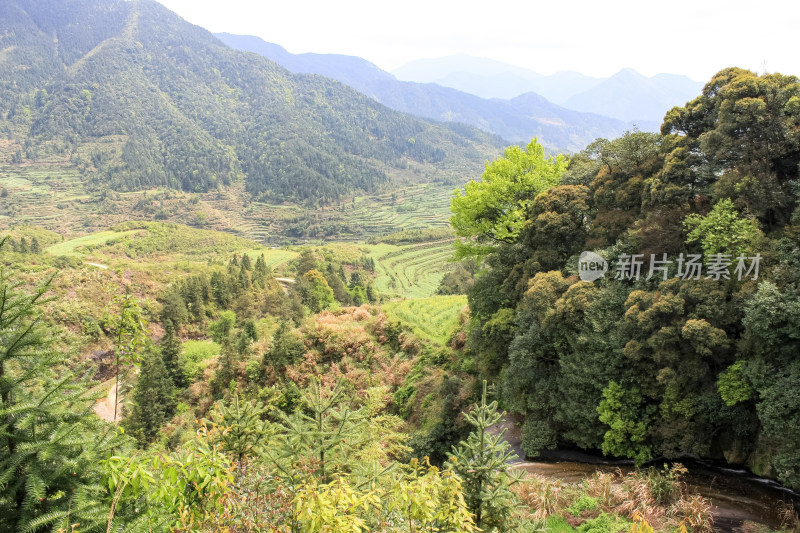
212,340,238,399
208,394,269,462
160,319,185,388
253,254,270,286
123,348,176,447
240,253,252,271
210,270,230,308
264,320,304,371
103,291,148,423
238,264,251,290
447,381,518,529
348,271,364,290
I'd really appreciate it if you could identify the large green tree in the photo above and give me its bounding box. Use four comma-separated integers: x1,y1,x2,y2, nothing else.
660,68,800,228
450,139,567,258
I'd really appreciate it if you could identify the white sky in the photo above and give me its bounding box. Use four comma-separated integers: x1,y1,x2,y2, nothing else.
155,0,799,82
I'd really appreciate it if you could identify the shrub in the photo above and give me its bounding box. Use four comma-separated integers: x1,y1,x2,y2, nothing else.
569,494,600,517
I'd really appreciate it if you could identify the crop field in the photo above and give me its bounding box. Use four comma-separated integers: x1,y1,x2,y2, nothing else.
0,163,94,230
46,229,142,257
365,239,457,299
43,223,298,276
382,295,467,345
198,182,457,244
1,160,462,246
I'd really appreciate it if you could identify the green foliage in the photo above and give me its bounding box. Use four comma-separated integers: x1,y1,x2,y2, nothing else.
717,361,753,407
597,382,652,466
0,240,127,532
575,512,630,533
458,70,800,488
450,138,567,257
268,378,369,483
207,394,269,462
447,381,519,529
299,269,336,313
122,348,176,447
437,259,476,295
102,289,149,423
209,310,237,344
160,319,185,388
684,198,761,256
661,68,800,229
568,495,599,517
264,320,305,371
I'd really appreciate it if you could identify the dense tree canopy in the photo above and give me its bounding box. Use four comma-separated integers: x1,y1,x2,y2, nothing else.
461,69,800,489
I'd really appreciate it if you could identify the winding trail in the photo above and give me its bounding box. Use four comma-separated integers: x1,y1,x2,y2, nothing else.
93,382,120,423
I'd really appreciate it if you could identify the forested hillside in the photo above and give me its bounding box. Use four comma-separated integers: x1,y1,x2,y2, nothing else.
215,33,637,153
454,67,800,488
0,0,501,206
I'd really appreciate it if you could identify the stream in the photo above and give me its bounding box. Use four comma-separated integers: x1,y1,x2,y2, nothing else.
495,420,799,531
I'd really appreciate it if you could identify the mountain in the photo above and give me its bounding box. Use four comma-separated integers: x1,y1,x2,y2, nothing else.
214,33,395,90
393,55,702,123
431,71,544,100
395,59,605,104
563,68,704,123
392,54,542,83
216,34,637,152
0,0,502,205
525,71,604,105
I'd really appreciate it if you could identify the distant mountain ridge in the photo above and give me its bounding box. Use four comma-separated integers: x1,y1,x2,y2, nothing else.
216,34,647,152
393,55,703,123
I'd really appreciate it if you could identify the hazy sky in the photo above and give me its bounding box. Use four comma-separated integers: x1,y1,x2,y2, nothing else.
155,0,799,81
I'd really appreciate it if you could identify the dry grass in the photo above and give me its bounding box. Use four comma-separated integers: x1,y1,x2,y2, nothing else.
513,465,715,532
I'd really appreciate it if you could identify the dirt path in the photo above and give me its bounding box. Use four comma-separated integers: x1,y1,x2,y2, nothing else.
85,262,108,269
93,382,121,423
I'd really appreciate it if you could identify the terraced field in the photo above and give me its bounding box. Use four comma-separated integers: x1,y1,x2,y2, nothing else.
46,229,141,257
366,239,456,299
0,163,94,228
382,295,468,345
198,182,456,245
1,159,459,246
44,223,298,274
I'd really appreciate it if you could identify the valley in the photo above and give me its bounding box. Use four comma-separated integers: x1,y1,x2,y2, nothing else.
1,0,799,532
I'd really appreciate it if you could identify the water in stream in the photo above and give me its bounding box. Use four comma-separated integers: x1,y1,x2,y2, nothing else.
513,449,799,532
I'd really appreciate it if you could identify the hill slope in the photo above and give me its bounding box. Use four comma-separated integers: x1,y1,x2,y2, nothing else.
0,0,501,207
215,34,635,152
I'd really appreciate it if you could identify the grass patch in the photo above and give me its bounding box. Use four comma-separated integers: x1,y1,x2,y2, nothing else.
45,229,140,257
547,516,577,533
182,339,221,382
366,240,456,298
382,295,466,345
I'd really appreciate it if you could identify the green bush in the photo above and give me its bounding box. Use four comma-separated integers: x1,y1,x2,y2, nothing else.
568,494,599,516
182,339,221,382
576,513,629,533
